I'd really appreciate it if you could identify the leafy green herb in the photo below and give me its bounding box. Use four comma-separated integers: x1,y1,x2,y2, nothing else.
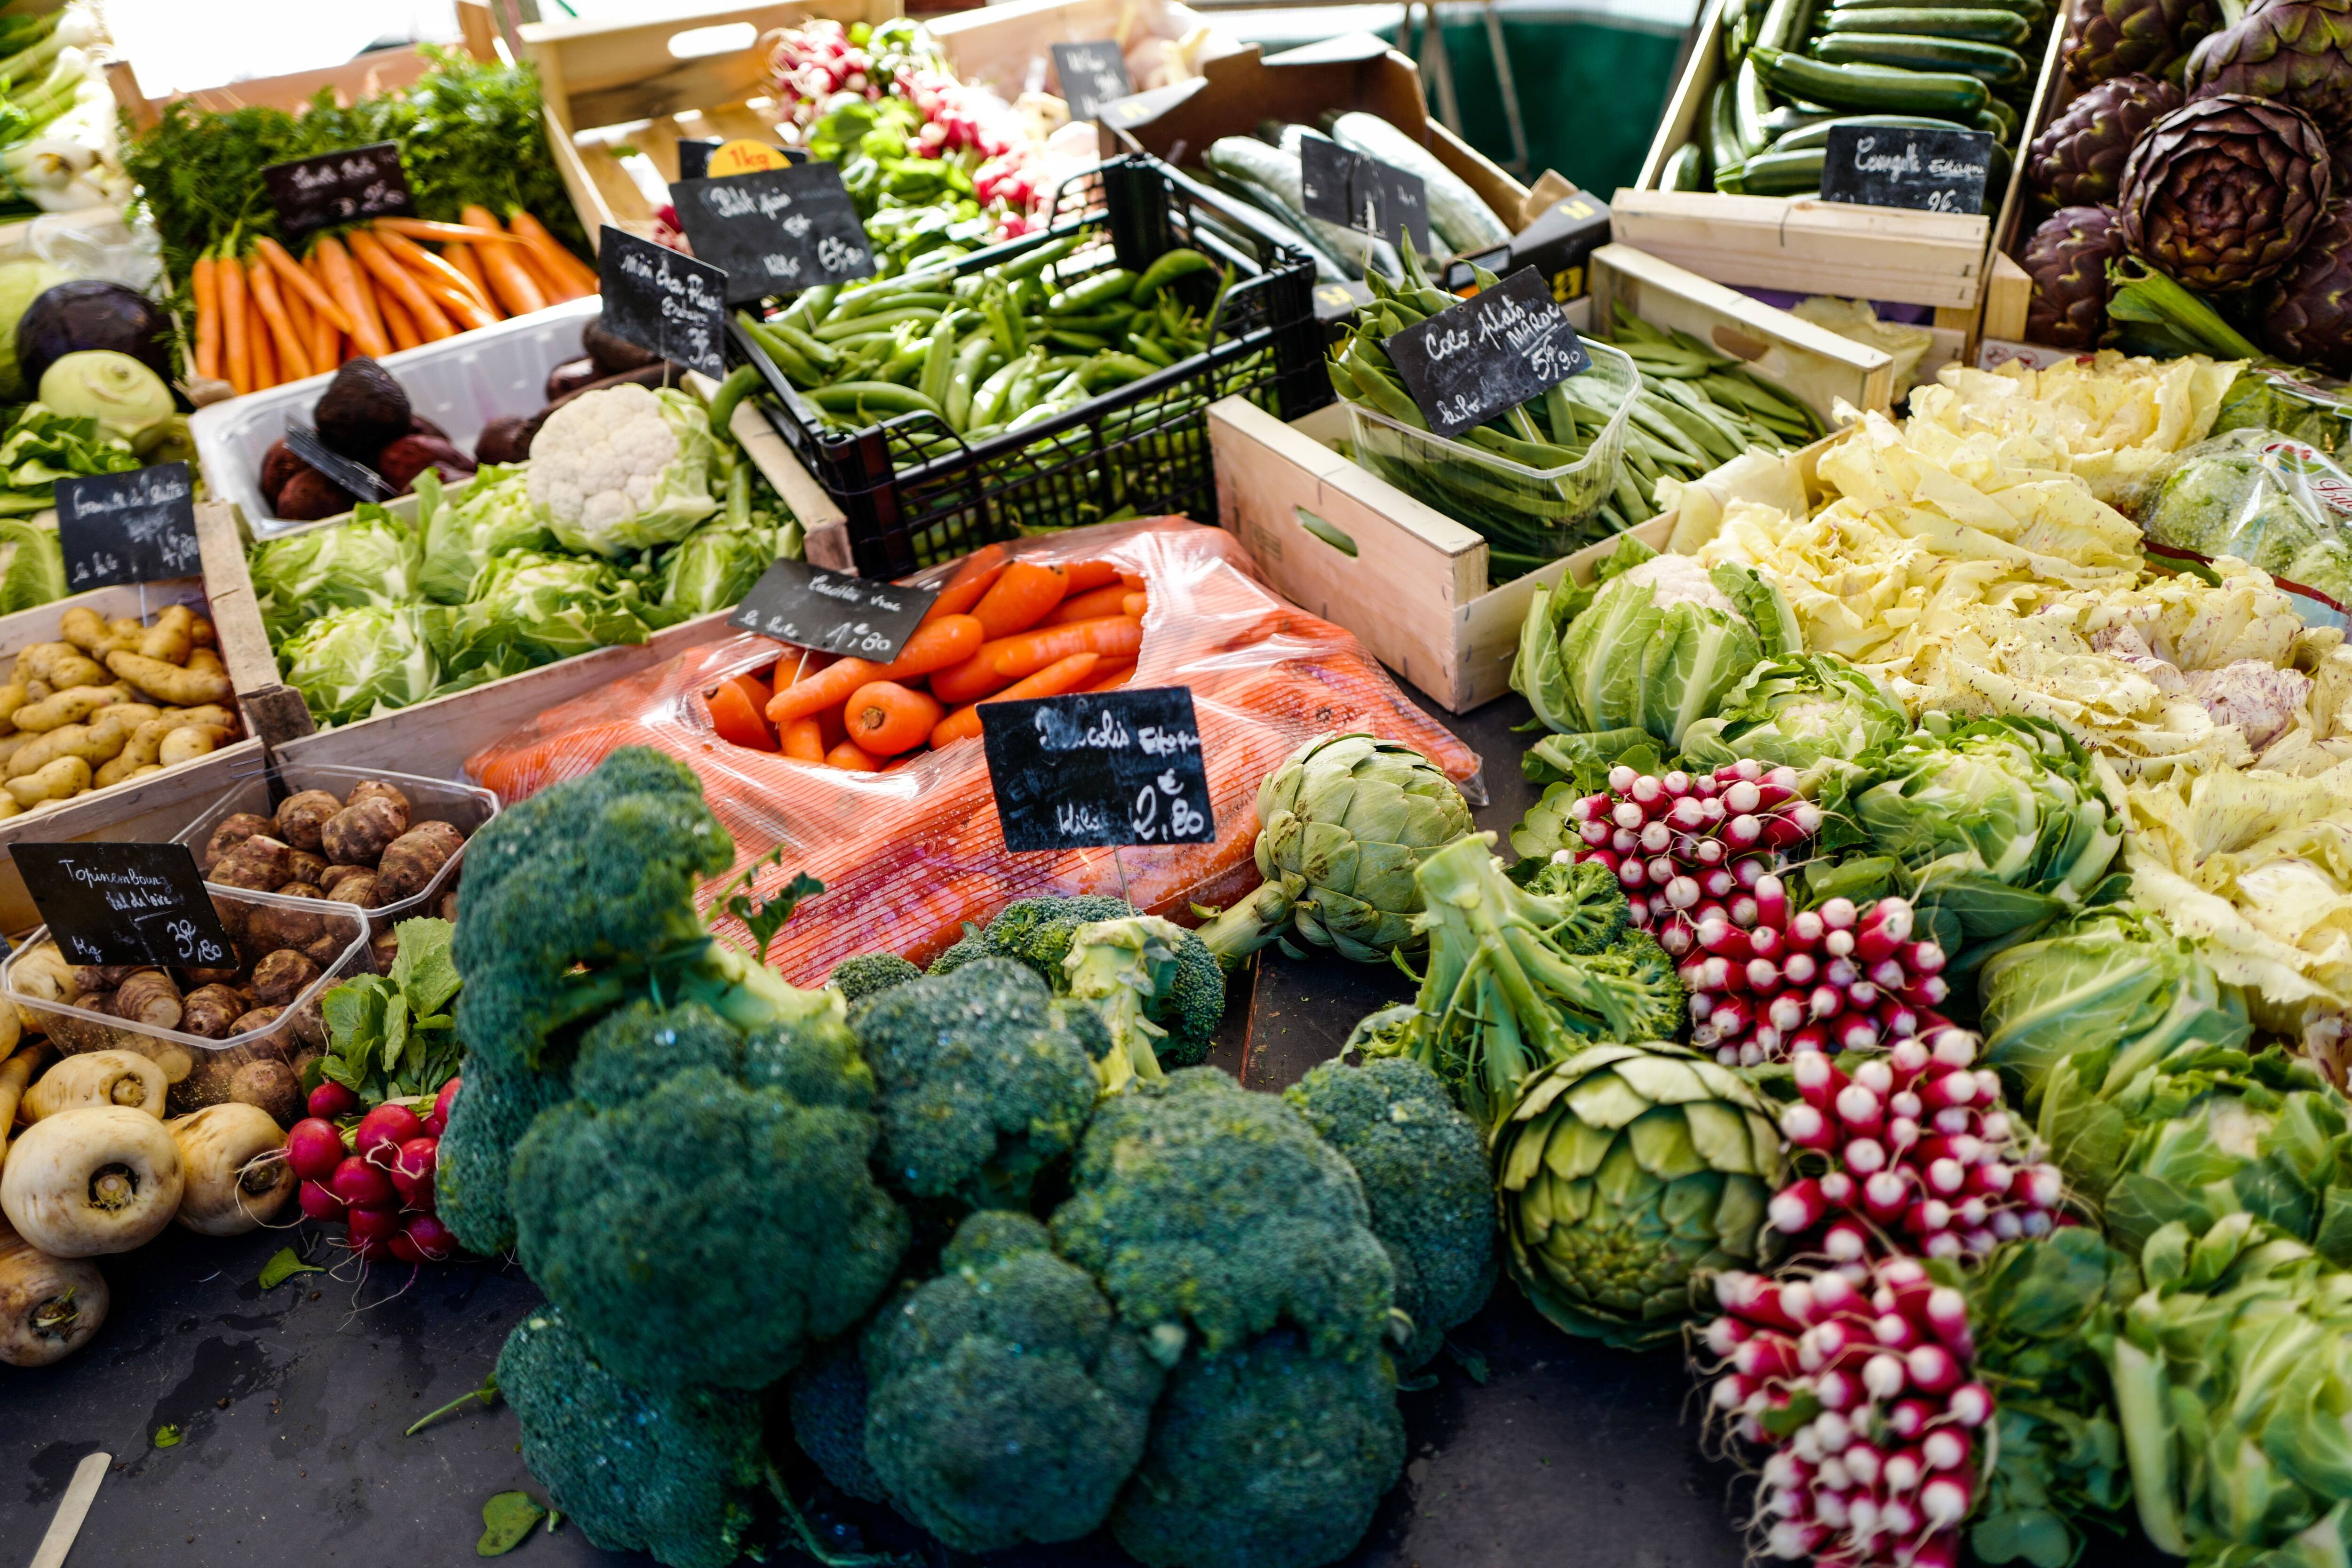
258,1248,323,1290
151,1425,182,1449
716,848,823,962
477,1490,546,1556
408,1371,500,1437
320,918,464,1103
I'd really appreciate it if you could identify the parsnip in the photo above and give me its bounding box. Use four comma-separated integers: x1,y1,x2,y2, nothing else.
0,1214,105,1365
23,1051,166,1121
0,1106,183,1256
168,1103,292,1235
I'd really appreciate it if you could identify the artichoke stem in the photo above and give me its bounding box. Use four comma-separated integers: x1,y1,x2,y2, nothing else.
1191,880,1295,972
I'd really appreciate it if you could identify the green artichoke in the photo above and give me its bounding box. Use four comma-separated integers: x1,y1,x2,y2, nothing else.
2188,0,2352,142
2023,206,2130,349
2063,0,2217,83
1192,733,1473,968
1494,1042,1783,1348
2118,94,2333,292
2028,74,2183,210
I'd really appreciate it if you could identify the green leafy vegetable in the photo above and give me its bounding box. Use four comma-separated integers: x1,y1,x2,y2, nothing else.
250,506,421,643
152,1425,181,1449
417,464,552,605
258,1247,324,1290
0,518,62,613
477,1490,547,1556
1676,651,1910,777
318,919,463,1102
408,1372,501,1437
277,604,448,727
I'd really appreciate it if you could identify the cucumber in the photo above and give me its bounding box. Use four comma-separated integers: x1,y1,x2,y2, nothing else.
1326,111,1514,252
1768,112,1971,151
1819,6,2030,44
1740,147,1828,194
1665,141,1709,191
1749,43,1991,116
1808,33,2031,88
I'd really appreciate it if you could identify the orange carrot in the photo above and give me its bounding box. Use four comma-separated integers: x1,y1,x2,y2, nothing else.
505,208,600,295
218,252,251,394
1059,560,1122,593
927,647,1017,708
1085,661,1136,692
349,228,455,341
824,738,880,772
282,274,319,373
1043,583,1133,626
462,205,549,316
882,755,921,772
376,279,421,351
708,675,777,751
373,226,497,329
1122,591,1147,620
817,700,849,749
781,716,826,762
969,560,1069,638
312,237,390,359
247,288,278,390
442,241,501,322
1119,571,1144,590
842,681,943,756
870,614,984,682
921,543,1009,624
255,236,355,336
374,217,530,246
930,653,1102,748
191,253,222,382
246,255,312,381
765,657,879,726
772,647,831,690
987,615,1144,682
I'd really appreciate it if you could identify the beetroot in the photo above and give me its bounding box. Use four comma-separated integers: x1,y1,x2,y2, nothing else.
308,1081,359,1119
354,1102,424,1162
389,1136,438,1208
330,1154,394,1209
286,1117,346,1183
259,439,306,507
544,355,600,402
375,433,475,494
298,1179,344,1222
473,415,530,466
274,466,357,522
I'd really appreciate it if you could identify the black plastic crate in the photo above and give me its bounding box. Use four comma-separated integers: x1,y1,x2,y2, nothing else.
733,155,1330,577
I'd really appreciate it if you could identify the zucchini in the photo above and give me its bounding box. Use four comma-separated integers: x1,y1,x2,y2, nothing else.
1809,33,2031,88
1759,103,1849,138
1976,97,2019,142
1741,147,1828,194
1710,80,1749,172
1665,141,1709,191
1819,6,2030,43
1769,112,1970,151
1206,135,1399,282
1750,43,1991,116
1830,0,2047,20
1326,110,1513,252
1738,0,1808,149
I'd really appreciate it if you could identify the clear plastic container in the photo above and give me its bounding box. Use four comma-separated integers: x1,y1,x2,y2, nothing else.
2,885,371,1112
1342,339,1640,578
172,764,499,939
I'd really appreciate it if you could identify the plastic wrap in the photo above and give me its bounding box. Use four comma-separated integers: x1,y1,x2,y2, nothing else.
466,517,1482,982
2140,427,2352,629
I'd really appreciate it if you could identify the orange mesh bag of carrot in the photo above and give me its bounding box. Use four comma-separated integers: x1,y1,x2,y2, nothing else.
465,517,1481,982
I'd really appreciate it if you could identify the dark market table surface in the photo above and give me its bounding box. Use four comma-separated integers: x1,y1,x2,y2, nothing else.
3,688,1754,1568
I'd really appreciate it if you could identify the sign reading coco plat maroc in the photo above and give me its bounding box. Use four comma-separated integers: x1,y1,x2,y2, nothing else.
728,559,938,660
979,687,1215,852
596,226,727,378
14,842,236,969
672,162,877,305
1383,266,1590,440
55,462,199,590
1820,125,1996,216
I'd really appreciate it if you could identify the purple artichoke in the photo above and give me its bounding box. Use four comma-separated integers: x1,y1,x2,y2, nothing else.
2024,206,2130,347
2188,0,2352,141
2029,74,2185,208
2065,0,2219,83
2118,94,2333,289
2267,203,2352,369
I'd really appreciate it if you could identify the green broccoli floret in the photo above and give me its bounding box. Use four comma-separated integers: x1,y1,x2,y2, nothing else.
1110,1329,1406,1568
496,1303,765,1568
1049,1067,1395,1362
509,1064,907,1392
1061,915,1225,1085
435,1051,573,1255
1593,926,1686,1042
1285,1058,1495,1369
849,957,1102,1204
860,1211,1163,1551
1521,854,1631,955
568,1000,742,1110
786,1338,889,1505
826,952,922,1004
929,895,1137,980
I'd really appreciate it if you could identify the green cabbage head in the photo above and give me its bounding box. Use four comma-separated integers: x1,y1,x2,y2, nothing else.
418,464,554,605
1678,652,1910,774
250,505,421,644
278,604,446,727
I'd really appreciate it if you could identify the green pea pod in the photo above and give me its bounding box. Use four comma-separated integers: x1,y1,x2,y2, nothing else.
766,317,839,370
1126,334,1176,368
1082,352,1160,390
1045,270,1140,314
741,316,820,386
945,333,997,430
830,289,955,321
1044,307,1136,334
703,364,763,438
918,314,964,408
779,283,836,331
814,306,942,341
876,344,930,386
808,382,944,418
1130,247,1214,302
1000,234,1079,280
970,352,1032,429
1046,328,1110,351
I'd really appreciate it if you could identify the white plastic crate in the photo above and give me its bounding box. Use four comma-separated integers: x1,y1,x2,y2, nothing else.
189,296,604,537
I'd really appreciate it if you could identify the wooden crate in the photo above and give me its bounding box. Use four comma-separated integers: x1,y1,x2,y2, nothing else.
1619,0,2066,350
514,0,901,249
1982,68,2082,347
924,0,1241,104
103,45,453,135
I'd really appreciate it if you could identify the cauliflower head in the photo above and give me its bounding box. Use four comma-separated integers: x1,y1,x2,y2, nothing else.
527,383,718,556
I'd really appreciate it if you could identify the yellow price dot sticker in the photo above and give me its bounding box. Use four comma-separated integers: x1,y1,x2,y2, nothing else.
707,139,789,177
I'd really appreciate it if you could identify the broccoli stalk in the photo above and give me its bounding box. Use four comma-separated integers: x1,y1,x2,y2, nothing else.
1060,916,1209,1091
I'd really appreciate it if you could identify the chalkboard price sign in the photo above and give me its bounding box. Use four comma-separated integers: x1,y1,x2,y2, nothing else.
1820,125,1997,216
596,226,729,378
727,558,938,660
261,143,415,241
1051,41,1134,121
55,462,199,591
1383,266,1590,440
671,162,877,304
980,686,1216,852
1298,137,1431,256
14,842,237,970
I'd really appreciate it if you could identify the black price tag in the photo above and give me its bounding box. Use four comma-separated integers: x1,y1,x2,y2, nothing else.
15,843,237,970
1383,267,1589,440
1821,125,1997,216
596,226,728,378
727,559,938,659
672,162,877,304
1051,40,1134,121
1298,137,1431,256
980,687,1215,852
261,142,415,242
56,462,199,590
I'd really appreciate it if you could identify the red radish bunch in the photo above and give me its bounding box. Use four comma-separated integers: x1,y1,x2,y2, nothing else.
1770,1032,2066,1263
1701,1258,1991,1568
1679,892,1956,1068
285,1077,465,1266
761,21,884,113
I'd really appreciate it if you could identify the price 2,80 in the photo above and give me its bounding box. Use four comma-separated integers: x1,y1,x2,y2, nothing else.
1128,771,1208,843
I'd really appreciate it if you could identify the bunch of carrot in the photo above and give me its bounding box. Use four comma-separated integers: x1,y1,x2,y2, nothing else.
189,207,600,396
705,542,1149,770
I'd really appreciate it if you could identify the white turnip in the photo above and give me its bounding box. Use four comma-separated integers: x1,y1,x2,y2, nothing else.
0,1214,104,1365
168,1103,293,1235
0,1106,183,1256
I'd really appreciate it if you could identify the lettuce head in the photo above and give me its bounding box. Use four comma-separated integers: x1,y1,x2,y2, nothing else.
440,550,653,676
250,506,420,645
278,604,446,727
419,463,554,604
1678,652,1910,775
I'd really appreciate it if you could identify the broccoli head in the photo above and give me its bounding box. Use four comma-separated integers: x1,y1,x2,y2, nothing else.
509,1064,907,1391
434,1050,573,1255
1285,1057,1495,1369
1061,915,1225,1088
1050,1067,1395,1362
1521,854,1631,955
566,998,874,1114
1111,1329,1405,1568
1592,926,1686,1042
928,895,1137,981
826,952,922,1004
496,1303,765,1568
786,1337,889,1505
861,1211,1163,1552
849,957,1102,1205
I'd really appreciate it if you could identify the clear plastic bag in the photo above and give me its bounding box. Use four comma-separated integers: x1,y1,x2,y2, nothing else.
2140,427,2352,630
465,517,1482,983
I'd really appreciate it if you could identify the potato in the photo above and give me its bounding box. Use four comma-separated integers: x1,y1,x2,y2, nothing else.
159,724,228,766
201,812,273,870
185,647,226,679
8,756,89,806
273,790,342,853
104,650,229,707
377,820,465,901
0,681,27,731
210,836,296,891
7,719,128,781
12,685,127,734
17,643,104,690
322,797,405,865
138,605,193,665
56,605,106,654
170,704,236,733
190,613,215,648
91,702,159,730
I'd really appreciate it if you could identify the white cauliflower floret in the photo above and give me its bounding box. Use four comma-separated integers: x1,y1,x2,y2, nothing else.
526,383,718,556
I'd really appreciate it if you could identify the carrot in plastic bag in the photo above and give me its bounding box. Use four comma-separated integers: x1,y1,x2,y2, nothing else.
930,652,1101,748
1044,583,1132,625
988,615,1142,681
1059,560,1122,593
968,560,1067,637
920,543,1008,624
